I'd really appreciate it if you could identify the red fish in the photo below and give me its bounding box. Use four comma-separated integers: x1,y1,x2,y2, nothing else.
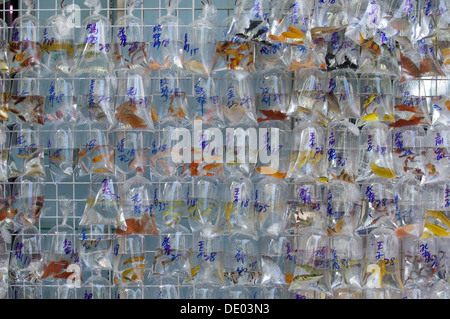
400,53,421,79
115,101,147,129
389,115,424,128
257,110,288,123
394,104,423,114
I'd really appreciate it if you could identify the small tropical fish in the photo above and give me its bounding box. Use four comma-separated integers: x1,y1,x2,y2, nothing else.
426,163,438,175
329,171,354,183
394,104,423,113
382,114,395,122
257,109,288,123
224,202,234,229
191,264,200,278
395,223,417,238
41,258,71,280
122,256,145,265
362,93,378,110
425,210,450,229
390,17,410,31
168,105,187,119
151,106,159,122
284,273,294,285
357,32,380,55
91,153,110,164
370,161,396,179
315,177,329,184
115,101,147,129
389,115,424,128
420,56,445,76
423,223,450,237
290,57,319,70
121,263,145,282
400,53,421,79
325,91,341,114
360,113,379,122
256,166,287,179
311,25,347,37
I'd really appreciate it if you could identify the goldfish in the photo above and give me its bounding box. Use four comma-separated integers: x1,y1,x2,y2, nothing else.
394,104,423,114
168,105,187,119
284,273,294,285
289,57,318,71
360,113,379,122
389,115,424,128
420,56,445,76
257,109,288,123
400,53,421,79
115,101,147,129
256,166,287,179
426,163,438,175
151,106,159,122
121,263,145,282
41,258,72,280
115,214,159,236
394,224,417,238
91,152,111,164
370,161,396,179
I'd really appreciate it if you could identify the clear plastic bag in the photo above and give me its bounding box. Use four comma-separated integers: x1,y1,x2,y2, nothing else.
8,1,41,75
361,228,404,291
41,10,75,74
82,271,111,299
215,175,257,239
286,178,328,233
74,0,114,76
116,173,158,236
80,174,126,230
421,181,450,238
78,224,113,270
326,120,360,184
220,70,258,126
327,181,362,236
43,75,79,124
310,0,350,38
183,2,218,76
289,228,332,297
148,0,184,70
112,129,150,176
422,124,450,184
145,274,178,299
9,123,45,179
112,235,146,286
255,176,289,237
0,123,9,182
45,122,77,183
10,176,45,229
330,232,363,291
326,70,360,121
112,1,151,71
114,68,153,130
0,73,10,122
190,75,223,125
287,121,327,180
190,234,225,286
0,18,9,75
187,176,220,237
356,121,396,182
259,234,294,287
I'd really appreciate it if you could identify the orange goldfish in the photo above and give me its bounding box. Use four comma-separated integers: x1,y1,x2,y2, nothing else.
389,115,424,128
115,101,147,129
257,109,288,123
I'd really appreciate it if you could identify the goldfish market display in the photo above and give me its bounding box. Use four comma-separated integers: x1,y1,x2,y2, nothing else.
0,0,447,300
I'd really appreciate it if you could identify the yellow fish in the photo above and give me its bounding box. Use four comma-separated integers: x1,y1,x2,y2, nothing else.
423,223,450,237
370,161,396,179
363,94,378,109
191,264,200,278
360,113,379,122
224,202,234,229
425,210,450,229
382,114,395,122
293,150,316,169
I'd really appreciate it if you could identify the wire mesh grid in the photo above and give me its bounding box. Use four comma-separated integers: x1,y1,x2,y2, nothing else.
0,0,448,300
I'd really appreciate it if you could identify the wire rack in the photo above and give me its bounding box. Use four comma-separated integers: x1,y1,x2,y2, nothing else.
0,0,449,300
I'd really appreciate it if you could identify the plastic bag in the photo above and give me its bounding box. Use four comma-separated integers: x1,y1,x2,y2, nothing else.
361,228,404,291
310,0,350,38
394,78,431,126
112,1,151,71
0,183,10,225
391,125,426,181
8,0,41,75
255,120,291,179
190,234,225,286
356,121,396,182
46,122,77,183
327,181,362,236
329,232,363,292
41,10,75,74
145,274,179,299
0,123,9,182
381,0,418,39
326,120,360,183
78,224,113,270
8,69,45,125
325,29,360,72
421,181,450,238
9,224,43,298
223,233,261,286
10,176,44,230
74,0,114,76
422,124,450,184
43,75,79,124
153,176,189,234
256,69,290,124
326,70,360,121
417,37,446,77
287,68,328,122
287,121,327,180
220,70,258,126
78,74,117,125
0,18,9,75
116,173,158,236
259,234,294,287
151,67,189,122
112,129,150,176
215,175,257,239
392,176,425,238
149,0,184,70
75,123,115,176
0,224,10,298
183,1,218,75
80,174,126,230
289,228,332,296
149,119,190,178
0,73,9,122
286,178,328,233
114,68,153,130
82,271,111,299
187,176,220,237
190,75,223,125
430,93,450,127
41,198,79,283
112,235,146,286
9,123,45,179
255,176,289,237
357,73,394,126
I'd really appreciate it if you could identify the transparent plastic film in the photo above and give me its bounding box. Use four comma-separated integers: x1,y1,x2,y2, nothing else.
423,125,450,184
78,224,114,271
422,182,450,238
112,129,150,176
190,234,225,286
112,235,145,286
43,76,79,124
